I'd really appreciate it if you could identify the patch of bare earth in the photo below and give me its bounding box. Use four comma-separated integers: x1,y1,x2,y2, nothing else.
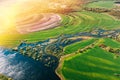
16,13,61,34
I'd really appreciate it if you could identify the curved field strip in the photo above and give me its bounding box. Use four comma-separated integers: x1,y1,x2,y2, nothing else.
80,12,120,29
62,13,82,33
64,38,97,54
2,11,120,47
63,38,120,55
60,15,71,26
103,38,120,48
86,1,115,9
67,14,81,26
62,47,120,80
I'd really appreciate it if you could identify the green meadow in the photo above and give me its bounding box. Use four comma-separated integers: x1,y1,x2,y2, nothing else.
62,46,120,80
63,38,120,55
103,38,120,48
86,1,115,9
64,38,97,54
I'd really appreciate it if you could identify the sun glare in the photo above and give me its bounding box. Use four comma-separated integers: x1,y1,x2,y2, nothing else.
0,0,76,34
0,0,83,46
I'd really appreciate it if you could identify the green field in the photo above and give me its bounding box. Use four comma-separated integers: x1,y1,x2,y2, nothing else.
63,38,120,55
86,1,115,9
103,38,120,48
64,38,97,54
2,11,120,47
62,46,120,80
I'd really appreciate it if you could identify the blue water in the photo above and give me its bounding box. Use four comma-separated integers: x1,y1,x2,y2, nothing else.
0,48,60,80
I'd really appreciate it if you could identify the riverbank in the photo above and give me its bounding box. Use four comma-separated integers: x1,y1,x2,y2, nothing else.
55,52,77,80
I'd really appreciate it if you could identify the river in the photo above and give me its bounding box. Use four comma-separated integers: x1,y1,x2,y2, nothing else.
0,48,60,80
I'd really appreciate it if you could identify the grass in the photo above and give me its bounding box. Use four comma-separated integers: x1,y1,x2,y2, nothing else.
63,38,120,54
103,38,120,48
86,1,115,9
1,11,120,47
62,46,120,80
64,38,97,54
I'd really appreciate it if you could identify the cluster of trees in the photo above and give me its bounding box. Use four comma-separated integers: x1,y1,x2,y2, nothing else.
79,40,98,53
84,7,110,13
84,7,120,19
99,44,120,56
18,44,59,68
84,0,120,18
107,33,120,42
41,55,58,68
19,44,43,60
45,44,63,57
109,9,120,19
